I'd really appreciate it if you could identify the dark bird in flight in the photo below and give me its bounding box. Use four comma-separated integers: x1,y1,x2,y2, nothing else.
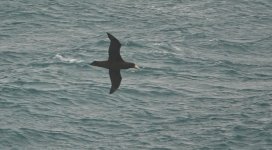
90,33,139,94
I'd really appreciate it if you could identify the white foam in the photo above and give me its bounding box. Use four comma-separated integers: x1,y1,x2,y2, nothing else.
54,54,83,63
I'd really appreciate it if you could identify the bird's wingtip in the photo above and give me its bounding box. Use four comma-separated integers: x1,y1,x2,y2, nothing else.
109,87,117,94
107,32,114,39
106,33,120,44
106,32,111,37
109,90,114,94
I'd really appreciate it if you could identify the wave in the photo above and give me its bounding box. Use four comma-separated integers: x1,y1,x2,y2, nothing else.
54,54,83,63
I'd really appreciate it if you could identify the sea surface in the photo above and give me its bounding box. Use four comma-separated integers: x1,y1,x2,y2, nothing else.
0,0,272,149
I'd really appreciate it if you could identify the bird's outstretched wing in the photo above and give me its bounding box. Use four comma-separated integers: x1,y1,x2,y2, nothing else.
107,33,124,62
109,69,122,94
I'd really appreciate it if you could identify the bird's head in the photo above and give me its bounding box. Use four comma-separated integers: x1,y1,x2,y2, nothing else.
128,63,140,69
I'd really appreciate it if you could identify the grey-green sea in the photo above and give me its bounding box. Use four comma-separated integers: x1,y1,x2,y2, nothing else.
0,0,272,149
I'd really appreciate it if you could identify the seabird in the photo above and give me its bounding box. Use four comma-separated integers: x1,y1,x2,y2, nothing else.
90,33,139,94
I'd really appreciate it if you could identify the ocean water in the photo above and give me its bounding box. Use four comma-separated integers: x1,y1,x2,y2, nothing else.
0,0,272,149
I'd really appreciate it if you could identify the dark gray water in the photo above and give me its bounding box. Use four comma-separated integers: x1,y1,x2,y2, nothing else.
1,0,272,149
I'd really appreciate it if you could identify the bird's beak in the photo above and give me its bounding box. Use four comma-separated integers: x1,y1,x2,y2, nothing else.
134,65,140,69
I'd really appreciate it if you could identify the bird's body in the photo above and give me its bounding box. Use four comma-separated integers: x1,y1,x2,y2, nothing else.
91,61,135,70
90,33,138,94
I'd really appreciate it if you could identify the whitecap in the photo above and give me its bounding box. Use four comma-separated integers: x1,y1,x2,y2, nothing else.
54,54,83,63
